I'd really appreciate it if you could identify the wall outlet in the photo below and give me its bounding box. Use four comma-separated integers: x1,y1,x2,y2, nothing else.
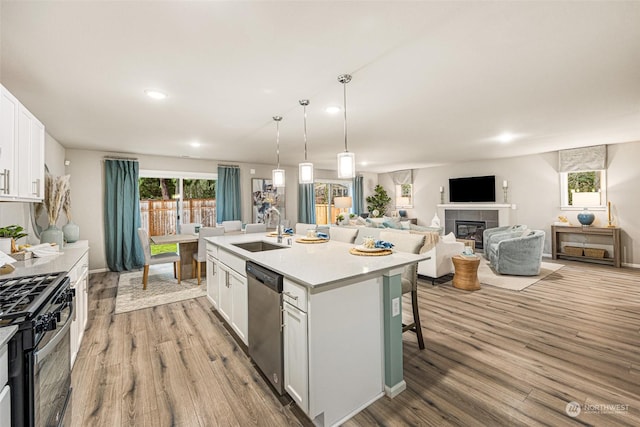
250,169,256,175
392,297,400,317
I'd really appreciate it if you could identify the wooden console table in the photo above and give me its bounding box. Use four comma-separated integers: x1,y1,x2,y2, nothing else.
551,225,621,268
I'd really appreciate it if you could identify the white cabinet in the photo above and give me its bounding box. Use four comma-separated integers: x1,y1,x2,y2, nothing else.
229,268,247,344
69,251,89,368
0,84,44,201
212,248,248,346
1,337,10,427
206,253,219,309
284,301,308,413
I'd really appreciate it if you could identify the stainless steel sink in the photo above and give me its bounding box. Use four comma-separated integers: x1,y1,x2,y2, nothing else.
232,241,289,252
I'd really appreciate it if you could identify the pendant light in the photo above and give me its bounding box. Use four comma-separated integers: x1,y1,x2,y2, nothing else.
298,99,314,184
272,116,285,187
336,73,355,179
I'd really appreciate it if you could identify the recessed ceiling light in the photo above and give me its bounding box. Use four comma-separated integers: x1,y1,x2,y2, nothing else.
360,161,368,166
497,132,516,143
325,106,341,114
144,89,168,100
190,141,201,148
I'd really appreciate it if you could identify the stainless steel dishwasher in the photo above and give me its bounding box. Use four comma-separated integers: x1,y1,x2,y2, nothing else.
246,261,285,395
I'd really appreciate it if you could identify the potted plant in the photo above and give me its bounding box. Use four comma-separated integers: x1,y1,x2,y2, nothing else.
0,224,28,254
366,185,391,217
336,213,345,225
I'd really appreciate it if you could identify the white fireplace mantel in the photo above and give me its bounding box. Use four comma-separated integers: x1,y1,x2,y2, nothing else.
437,203,514,227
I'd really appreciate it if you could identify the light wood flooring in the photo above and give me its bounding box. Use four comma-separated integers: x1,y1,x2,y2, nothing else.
71,261,640,426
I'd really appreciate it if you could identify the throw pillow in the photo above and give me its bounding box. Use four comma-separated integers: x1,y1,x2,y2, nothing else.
382,220,402,229
441,232,457,243
400,221,411,230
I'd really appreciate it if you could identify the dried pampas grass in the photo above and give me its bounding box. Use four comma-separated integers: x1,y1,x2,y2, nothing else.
44,173,70,225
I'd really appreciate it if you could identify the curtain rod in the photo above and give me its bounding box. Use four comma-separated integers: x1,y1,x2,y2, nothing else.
218,163,239,168
103,156,139,161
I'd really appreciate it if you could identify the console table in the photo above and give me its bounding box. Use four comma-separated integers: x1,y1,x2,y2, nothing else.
551,225,621,267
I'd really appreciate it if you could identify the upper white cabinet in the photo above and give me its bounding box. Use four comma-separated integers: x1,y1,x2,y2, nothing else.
0,84,45,201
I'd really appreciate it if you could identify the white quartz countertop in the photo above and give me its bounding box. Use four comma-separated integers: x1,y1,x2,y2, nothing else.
0,325,18,347
1,246,89,279
206,233,428,289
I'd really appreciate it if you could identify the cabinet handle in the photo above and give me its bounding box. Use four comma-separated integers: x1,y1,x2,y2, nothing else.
281,307,285,331
32,179,40,196
284,291,298,300
1,169,9,194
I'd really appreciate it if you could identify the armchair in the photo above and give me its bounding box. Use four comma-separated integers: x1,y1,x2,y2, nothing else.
486,230,545,276
483,225,527,258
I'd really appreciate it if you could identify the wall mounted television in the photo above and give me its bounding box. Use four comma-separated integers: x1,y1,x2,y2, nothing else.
449,175,496,203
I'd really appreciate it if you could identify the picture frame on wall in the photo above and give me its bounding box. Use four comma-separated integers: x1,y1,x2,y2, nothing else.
252,178,285,228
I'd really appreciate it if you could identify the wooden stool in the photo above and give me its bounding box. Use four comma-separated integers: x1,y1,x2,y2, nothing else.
451,255,481,291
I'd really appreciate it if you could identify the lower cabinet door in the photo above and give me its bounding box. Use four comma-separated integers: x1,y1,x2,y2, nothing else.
229,269,248,345
284,303,308,413
0,384,10,427
206,257,219,308
218,267,232,322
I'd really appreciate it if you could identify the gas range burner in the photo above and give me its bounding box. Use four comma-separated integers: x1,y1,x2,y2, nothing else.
0,271,68,322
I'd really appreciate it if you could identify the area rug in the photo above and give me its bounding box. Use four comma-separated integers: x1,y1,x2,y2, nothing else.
115,265,207,314
474,258,564,291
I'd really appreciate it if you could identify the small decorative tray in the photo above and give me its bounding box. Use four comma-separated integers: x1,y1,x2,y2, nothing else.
349,248,393,256
10,251,32,261
295,237,328,244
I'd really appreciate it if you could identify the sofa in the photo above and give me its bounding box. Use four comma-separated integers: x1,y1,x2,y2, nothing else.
485,229,545,276
336,225,464,282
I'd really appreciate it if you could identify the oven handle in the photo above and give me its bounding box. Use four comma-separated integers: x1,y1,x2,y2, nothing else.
34,301,74,364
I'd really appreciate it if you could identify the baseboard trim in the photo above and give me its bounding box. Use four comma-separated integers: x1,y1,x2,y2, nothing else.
385,380,406,398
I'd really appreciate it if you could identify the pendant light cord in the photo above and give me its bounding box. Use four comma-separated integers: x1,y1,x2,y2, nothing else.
273,116,282,168
343,80,348,152
303,103,308,161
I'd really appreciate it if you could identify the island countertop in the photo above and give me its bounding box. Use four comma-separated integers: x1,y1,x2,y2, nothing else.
206,233,428,289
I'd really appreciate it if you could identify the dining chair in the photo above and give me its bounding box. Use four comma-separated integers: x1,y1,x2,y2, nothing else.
380,231,426,349
137,228,181,290
192,227,225,285
295,223,316,235
244,223,267,233
180,223,201,235
329,227,358,243
221,220,242,232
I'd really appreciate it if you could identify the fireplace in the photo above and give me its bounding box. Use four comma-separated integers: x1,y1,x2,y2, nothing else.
455,220,486,249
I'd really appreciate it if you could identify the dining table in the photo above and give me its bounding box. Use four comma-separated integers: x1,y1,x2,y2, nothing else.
150,233,200,279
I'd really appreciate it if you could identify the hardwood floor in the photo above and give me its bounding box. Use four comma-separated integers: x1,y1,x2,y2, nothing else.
72,261,640,426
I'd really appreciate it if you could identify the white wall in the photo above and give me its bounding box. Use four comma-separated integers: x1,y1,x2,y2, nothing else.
379,141,640,266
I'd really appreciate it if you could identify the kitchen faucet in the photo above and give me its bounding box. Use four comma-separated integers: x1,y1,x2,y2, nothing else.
268,207,283,243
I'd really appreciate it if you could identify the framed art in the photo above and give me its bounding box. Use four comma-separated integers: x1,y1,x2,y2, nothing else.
251,178,285,227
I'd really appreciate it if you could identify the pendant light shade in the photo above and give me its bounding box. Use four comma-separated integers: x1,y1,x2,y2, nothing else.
336,73,355,179
298,99,314,184
272,116,285,187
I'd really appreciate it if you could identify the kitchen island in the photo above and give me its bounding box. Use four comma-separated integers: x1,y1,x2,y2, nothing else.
205,233,428,427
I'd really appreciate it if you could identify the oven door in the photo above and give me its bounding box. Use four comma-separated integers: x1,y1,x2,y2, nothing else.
33,298,74,427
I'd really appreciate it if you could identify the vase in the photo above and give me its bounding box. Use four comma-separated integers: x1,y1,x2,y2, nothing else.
63,220,80,243
577,208,595,226
40,224,64,248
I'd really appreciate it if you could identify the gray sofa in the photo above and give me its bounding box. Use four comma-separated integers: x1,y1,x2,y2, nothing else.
485,229,545,276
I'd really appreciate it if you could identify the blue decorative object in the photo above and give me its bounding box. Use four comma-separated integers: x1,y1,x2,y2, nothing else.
316,232,329,239
375,240,394,249
577,208,595,226
398,210,407,218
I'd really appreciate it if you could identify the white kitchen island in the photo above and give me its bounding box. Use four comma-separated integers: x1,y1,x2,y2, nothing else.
205,233,428,427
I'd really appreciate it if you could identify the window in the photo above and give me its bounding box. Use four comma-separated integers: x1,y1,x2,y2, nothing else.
395,183,413,208
139,170,217,236
560,170,606,209
314,180,352,225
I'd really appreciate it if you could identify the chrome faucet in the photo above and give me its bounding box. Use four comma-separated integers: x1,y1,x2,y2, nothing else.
269,207,283,243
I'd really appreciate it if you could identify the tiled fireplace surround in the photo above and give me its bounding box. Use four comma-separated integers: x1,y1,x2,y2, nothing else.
437,203,513,249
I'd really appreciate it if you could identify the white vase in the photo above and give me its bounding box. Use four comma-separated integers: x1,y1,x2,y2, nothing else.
0,238,12,254
63,220,80,243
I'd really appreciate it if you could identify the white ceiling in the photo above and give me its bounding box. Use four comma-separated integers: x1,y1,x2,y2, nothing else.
2,1,640,173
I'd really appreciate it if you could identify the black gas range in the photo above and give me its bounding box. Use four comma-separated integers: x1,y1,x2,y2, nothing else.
0,272,74,427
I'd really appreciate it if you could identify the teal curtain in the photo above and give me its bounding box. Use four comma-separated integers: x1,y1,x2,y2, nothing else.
104,159,145,272
298,183,316,224
216,165,241,223
353,175,364,215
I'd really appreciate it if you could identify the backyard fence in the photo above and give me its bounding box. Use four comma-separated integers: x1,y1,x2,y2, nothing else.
140,199,216,236
315,204,343,225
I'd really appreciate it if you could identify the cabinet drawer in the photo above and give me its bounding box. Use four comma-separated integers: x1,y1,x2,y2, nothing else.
0,344,7,387
283,279,307,312
206,243,218,259
0,385,9,427
218,249,245,276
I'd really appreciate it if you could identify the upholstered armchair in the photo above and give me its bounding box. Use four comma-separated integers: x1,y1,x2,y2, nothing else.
483,225,528,257
486,230,545,276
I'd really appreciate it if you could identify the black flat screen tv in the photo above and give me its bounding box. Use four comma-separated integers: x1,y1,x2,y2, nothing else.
449,175,496,203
